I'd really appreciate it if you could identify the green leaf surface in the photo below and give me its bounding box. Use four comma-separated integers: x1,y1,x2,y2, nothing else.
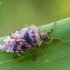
0,18,70,70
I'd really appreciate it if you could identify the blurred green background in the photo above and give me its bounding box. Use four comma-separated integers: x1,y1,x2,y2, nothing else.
0,0,70,37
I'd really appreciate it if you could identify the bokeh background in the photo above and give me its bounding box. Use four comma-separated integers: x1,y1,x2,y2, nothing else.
0,0,70,37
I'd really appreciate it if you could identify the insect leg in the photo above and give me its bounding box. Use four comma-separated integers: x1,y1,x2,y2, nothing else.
47,21,56,34
14,53,28,59
33,53,36,60
45,37,53,44
53,38,68,45
45,37,68,45
14,54,21,59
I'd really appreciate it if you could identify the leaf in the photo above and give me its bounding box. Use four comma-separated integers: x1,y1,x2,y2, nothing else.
0,17,70,70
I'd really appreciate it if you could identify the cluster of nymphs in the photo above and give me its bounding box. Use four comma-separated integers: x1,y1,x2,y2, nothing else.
0,25,47,52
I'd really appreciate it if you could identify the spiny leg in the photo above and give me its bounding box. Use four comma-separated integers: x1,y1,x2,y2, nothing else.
14,53,26,59
47,21,56,34
31,47,42,60
33,53,36,60
14,54,21,59
33,45,46,60
45,37,68,45
14,50,22,59
53,38,68,45
45,37,53,44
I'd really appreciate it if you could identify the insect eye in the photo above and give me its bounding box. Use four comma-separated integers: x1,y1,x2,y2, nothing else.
44,34,48,40
43,36,47,40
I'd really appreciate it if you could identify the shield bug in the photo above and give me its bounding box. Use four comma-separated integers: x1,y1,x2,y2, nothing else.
0,22,68,60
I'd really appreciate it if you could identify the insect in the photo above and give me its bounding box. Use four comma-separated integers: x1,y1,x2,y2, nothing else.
0,22,68,60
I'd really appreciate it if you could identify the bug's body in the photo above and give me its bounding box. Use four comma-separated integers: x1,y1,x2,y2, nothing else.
0,25,46,52
0,23,68,59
